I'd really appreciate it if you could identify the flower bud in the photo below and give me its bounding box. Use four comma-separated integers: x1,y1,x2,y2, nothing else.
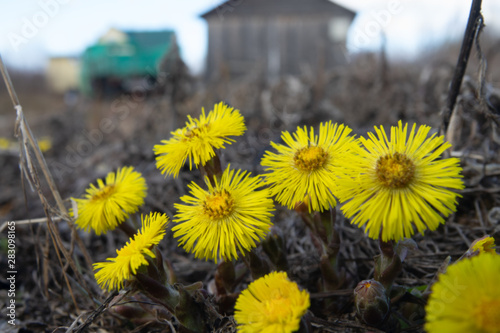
354,279,390,327
110,293,171,325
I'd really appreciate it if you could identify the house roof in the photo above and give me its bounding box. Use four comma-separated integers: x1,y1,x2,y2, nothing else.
201,0,356,19
80,28,176,92
124,30,175,50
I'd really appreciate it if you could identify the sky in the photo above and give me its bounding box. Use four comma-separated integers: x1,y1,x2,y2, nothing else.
1,0,500,74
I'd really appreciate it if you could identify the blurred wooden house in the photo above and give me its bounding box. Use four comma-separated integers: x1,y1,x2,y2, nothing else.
46,56,81,94
201,0,356,81
80,28,176,96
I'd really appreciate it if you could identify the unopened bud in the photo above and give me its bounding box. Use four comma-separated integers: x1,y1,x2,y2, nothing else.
111,294,170,325
354,279,390,327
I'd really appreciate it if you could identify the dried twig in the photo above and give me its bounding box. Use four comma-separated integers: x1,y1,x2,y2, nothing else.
69,291,119,333
0,54,96,309
441,0,483,134
0,216,63,233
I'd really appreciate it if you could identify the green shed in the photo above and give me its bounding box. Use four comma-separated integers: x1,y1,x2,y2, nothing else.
80,28,176,96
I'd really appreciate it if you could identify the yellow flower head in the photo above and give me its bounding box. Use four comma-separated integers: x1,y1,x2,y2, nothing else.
0,137,10,150
425,253,500,333
336,121,464,242
154,102,246,178
72,166,147,235
467,235,496,257
234,271,310,333
93,212,169,291
261,121,358,212
38,136,52,152
172,166,274,263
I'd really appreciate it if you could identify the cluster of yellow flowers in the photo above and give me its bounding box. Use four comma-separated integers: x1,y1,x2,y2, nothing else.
70,101,489,332
263,119,464,242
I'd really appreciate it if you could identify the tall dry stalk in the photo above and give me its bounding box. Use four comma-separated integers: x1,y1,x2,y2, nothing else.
0,54,96,311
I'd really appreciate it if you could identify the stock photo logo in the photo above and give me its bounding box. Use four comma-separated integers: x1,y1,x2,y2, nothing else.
347,0,403,54
8,0,73,51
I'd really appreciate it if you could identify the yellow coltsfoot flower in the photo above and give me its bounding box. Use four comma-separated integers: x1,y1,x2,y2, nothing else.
172,165,274,263
93,212,169,291
336,121,464,242
261,121,358,212
425,253,500,333
465,235,496,258
234,271,310,333
72,166,147,235
154,102,246,178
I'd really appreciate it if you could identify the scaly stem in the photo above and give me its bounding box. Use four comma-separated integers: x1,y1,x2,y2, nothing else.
374,238,402,291
200,151,222,186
